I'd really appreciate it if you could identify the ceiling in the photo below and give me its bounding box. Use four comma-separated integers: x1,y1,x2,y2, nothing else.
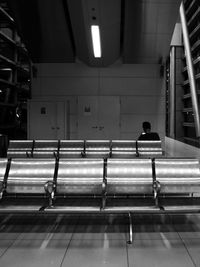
7,0,182,66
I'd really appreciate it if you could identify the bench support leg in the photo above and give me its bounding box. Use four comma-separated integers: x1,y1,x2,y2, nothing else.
127,212,133,244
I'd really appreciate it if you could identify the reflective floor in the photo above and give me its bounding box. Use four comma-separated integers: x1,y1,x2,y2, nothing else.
0,213,200,266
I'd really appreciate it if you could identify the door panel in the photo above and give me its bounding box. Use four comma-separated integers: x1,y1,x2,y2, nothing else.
78,96,120,139
29,101,65,139
78,96,98,139
98,96,120,139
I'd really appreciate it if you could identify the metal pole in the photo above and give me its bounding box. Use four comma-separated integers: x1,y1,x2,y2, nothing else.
180,2,200,137
127,212,133,244
169,47,176,139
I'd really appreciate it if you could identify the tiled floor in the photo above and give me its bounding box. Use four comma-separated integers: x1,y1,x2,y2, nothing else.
0,213,200,267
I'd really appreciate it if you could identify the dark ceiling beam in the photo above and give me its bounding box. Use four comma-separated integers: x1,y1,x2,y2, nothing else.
67,0,121,67
7,0,75,63
7,0,42,62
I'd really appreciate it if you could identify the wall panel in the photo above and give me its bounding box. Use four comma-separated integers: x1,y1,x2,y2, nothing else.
31,62,165,139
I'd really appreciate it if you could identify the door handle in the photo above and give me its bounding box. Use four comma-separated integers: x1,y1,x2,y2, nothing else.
92,126,98,129
56,127,60,129
51,127,55,130
99,126,104,130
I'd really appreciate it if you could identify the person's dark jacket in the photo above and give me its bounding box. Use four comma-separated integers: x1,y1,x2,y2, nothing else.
138,132,160,140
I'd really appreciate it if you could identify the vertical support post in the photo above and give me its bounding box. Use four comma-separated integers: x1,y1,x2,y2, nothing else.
127,212,133,244
180,2,200,137
169,47,176,139
13,29,18,106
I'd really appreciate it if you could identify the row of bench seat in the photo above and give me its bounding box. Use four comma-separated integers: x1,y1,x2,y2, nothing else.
7,140,163,158
0,157,200,211
0,157,200,243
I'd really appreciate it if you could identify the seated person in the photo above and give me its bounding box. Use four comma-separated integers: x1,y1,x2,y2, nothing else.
138,121,160,140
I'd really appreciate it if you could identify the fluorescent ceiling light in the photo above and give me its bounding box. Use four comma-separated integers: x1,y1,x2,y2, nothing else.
91,25,101,58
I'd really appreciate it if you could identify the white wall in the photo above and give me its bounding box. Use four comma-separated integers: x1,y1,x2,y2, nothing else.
31,60,165,140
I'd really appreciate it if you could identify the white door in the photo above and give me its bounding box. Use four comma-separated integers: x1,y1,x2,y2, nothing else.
98,97,120,139
28,101,65,139
78,96,120,139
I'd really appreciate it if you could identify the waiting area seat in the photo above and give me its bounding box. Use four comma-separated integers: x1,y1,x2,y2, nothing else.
0,159,7,193
105,158,159,212
45,158,104,212
111,140,137,158
0,158,56,212
0,156,200,243
7,140,33,158
84,140,111,158
6,139,164,159
32,140,58,158
154,158,200,211
137,140,163,157
59,140,84,158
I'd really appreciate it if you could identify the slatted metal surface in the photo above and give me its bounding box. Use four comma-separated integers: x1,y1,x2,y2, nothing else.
56,159,104,194
0,155,199,215
137,140,163,157
106,159,153,194
59,140,84,158
111,140,136,158
7,140,33,158
6,158,55,194
85,140,110,158
155,158,200,193
32,140,58,158
0,158,7,183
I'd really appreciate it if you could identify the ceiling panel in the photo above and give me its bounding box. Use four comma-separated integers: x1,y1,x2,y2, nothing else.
123,0,182,63
67,0,121,67
142,2,158,34
7,0,182,65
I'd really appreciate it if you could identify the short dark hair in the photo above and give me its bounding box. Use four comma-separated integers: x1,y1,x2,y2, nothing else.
143,121,151,130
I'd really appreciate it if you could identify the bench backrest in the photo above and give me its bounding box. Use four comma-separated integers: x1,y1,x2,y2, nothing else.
155,158,200,193
59,140,84,158
7,140,33,158
33,140,58,157
57,159,104,194
0,159,7,183
85,140,110,157
137,140,163,157
6,159,55,194
111,140,136,157
106,159,153,194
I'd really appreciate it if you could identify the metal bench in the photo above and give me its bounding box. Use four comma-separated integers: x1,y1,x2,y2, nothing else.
59,140,84,158
105,158,159,243
154,158,200,212
84,140,111,158
32,140,59,158
0,158,56,212
111,140,136,158
45,158,104,212
0,155,200,244
7,140,33,158
0,159,8,198
137,140,163,157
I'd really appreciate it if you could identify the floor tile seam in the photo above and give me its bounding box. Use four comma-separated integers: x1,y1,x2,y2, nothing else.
126,239,131,267
14,215,76,242
0,238,17,260
177,230,197,267
60,215,80,267
132,237,183,241
7,238,74,241
73,215,128,239
71,237,126,240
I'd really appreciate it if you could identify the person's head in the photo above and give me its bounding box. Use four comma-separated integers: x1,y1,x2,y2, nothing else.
142,121,151,133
